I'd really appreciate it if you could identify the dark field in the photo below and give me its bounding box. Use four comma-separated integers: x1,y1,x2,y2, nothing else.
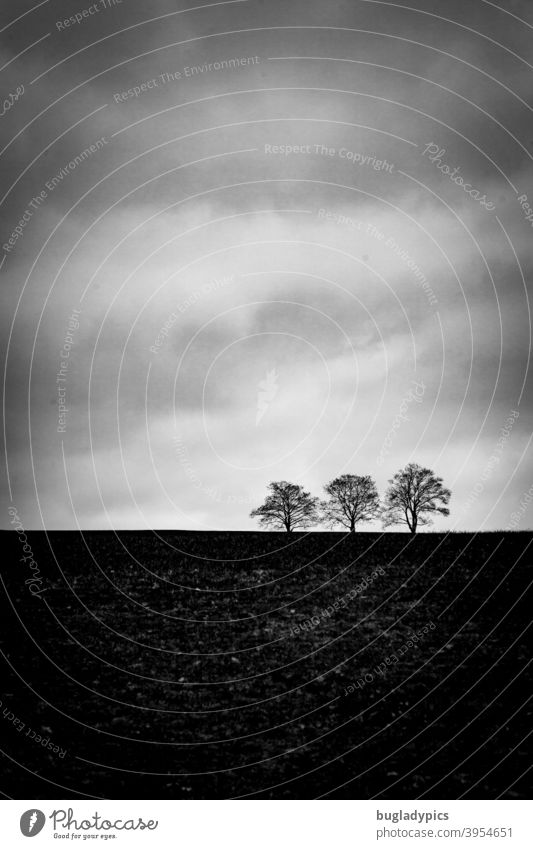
0,530,531,799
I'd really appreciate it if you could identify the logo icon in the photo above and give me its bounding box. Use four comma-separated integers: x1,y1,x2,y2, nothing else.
255,368,279,425
20,810,46,837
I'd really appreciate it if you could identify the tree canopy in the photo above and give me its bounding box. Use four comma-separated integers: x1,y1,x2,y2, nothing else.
250,481,320,532
249,466,451,533
322,474,380,531
381,463,451,533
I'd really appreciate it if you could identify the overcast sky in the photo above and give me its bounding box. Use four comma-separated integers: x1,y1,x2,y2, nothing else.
1,0,532,530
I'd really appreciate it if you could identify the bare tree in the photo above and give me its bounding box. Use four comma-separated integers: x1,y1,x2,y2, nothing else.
382,463,451,533
250,481,320,532
322,474,380,531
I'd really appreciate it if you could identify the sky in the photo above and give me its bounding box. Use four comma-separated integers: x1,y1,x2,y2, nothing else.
1,0,532,531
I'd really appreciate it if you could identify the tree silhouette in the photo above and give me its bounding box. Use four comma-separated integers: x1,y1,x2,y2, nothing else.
250,481,320,532
322,474,380,531
382,463,451,533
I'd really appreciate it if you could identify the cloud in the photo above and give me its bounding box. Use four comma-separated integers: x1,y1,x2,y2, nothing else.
2,0,531,530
